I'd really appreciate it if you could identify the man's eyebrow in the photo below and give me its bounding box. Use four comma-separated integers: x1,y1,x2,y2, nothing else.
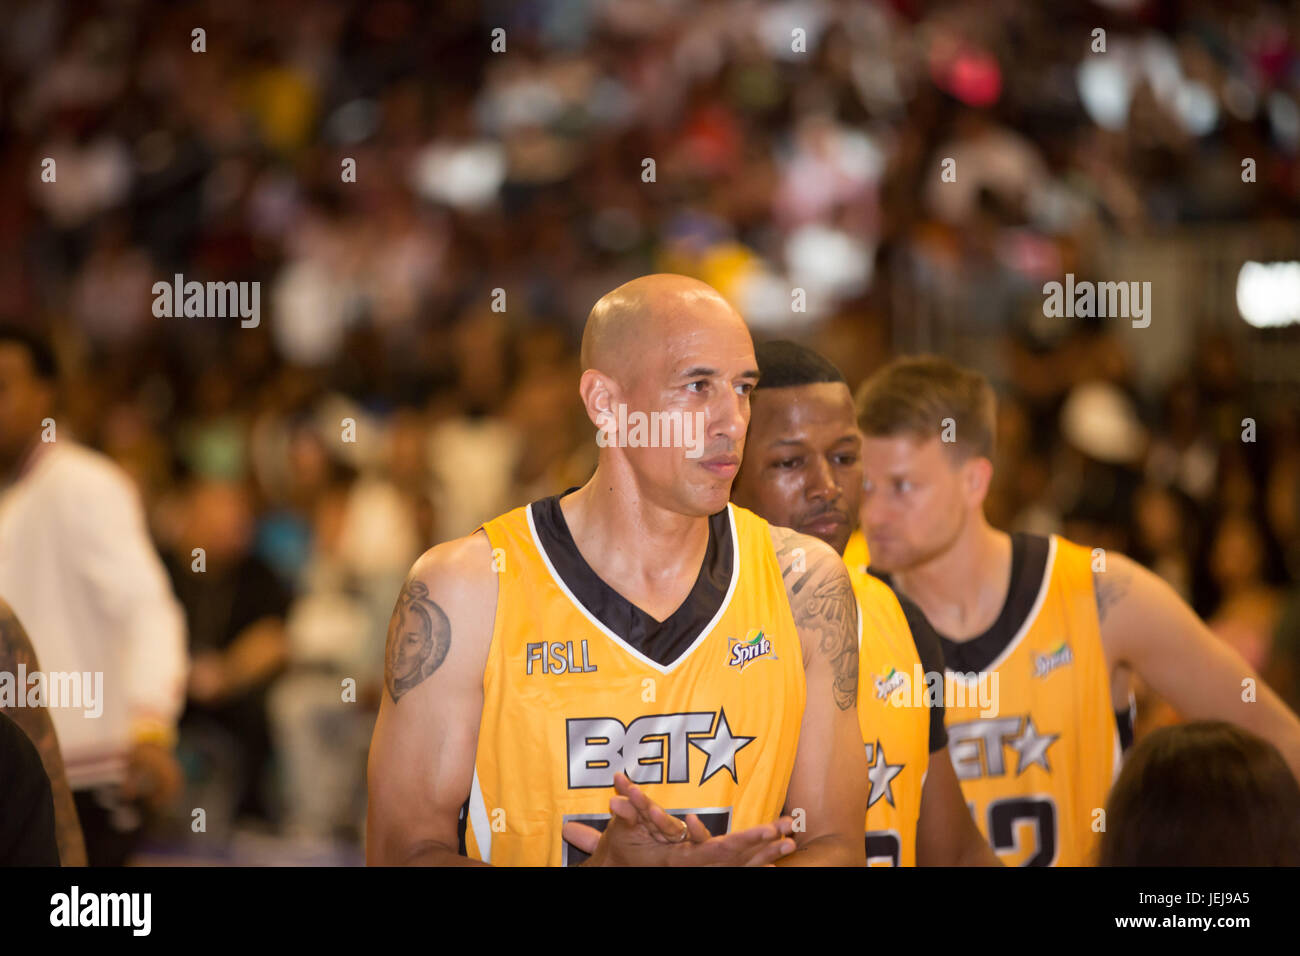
768,432,855,449
679,366,717,379
677,366,761,380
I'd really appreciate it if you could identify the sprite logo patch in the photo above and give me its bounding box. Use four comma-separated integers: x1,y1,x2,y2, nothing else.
874,667,908,701
728,628,777,672
1032,642,1073,679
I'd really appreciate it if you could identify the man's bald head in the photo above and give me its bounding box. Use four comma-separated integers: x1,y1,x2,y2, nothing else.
577,274,757,518
580,274,743,382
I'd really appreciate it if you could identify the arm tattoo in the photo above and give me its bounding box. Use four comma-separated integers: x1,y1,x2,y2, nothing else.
770,525,800,575
1094,564,1134,624
773,529,859,710
384,579,452,703
0,601,89,866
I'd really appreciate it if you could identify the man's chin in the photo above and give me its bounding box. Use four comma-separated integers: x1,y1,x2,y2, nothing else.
683,483,732,517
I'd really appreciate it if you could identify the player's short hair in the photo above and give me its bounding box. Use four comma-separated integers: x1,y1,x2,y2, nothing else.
753,340,846,391
1099,721,1300,866
0,325,58,382
854,355,995,462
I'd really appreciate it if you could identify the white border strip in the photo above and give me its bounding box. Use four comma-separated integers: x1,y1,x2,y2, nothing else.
468,768,491,864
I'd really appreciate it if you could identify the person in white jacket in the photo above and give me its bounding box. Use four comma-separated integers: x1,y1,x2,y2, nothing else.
0,326,188,866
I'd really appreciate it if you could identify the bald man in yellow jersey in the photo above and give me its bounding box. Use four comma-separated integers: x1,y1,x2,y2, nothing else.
732,341,997,866
366,275,868,866
856,356,1300,866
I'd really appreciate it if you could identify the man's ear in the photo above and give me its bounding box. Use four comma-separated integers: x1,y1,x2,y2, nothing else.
579,368,619,439
962,455,994,507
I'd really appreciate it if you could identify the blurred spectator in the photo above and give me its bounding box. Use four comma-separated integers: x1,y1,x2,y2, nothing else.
1100,721,1300,866
1206,512,1283,675
1272,587,1300,717
164,479,291,830
0,327,188,866
1130,482,1197,602
268,415,423,843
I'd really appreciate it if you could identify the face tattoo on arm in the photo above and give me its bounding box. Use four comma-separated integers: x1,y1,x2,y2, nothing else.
385,579,452,703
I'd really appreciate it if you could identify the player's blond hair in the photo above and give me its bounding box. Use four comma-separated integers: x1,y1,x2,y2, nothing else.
854,356,997,462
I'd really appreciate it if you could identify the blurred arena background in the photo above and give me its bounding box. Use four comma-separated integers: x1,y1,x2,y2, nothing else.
2,0,1299,864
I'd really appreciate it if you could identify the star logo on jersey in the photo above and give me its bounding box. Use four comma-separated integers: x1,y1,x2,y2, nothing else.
1031,642,1073,679
727,628,777,672
690,708,756,784
567,709,757,788
873,667,907,701
1008,716,1059,774
865,740,904,808
948,715,1062,781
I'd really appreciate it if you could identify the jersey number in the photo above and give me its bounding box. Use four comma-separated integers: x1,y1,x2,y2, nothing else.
986,796,1057,866
865,830,901,867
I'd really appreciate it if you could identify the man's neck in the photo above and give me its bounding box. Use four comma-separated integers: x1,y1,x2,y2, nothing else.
560,463,711,621
892,518,1012,643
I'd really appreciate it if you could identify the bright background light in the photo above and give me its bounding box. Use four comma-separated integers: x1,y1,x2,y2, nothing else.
1237,261,1300,328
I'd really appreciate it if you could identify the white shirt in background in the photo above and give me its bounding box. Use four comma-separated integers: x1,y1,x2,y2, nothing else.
0,441,188,790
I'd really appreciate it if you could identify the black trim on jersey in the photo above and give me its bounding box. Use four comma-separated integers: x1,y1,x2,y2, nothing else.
1116,699,1136,752
892,588,949,754
530,489,734,669
457,797,468,856
871,532,1051,676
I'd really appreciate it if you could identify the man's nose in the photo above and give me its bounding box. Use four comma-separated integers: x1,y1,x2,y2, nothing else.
806,456,839,502
710,388,748,444
862,486,892,526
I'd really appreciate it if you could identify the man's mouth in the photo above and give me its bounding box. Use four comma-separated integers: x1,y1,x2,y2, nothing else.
800,510,848,536
699,455,740,477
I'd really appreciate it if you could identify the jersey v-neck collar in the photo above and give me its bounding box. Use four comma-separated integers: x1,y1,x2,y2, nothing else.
526,489,737,671
872,533,1053,675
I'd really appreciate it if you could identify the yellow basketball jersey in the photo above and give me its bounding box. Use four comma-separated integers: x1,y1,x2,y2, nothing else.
849,566,929,866
468,496,806,866
844,528,871,575
940,534,1119,866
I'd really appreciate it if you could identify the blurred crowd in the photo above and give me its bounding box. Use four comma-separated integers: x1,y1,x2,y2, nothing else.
1,0,1299,856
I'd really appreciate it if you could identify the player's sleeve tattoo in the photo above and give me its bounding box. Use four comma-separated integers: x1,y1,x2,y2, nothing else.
1093,563,1134,624
384,579,452,703
773,527,859,711
0,600,88,866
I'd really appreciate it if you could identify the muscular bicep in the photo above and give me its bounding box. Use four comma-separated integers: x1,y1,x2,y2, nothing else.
771,528,868,865
1098,553,1300,779
365,535,496,865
